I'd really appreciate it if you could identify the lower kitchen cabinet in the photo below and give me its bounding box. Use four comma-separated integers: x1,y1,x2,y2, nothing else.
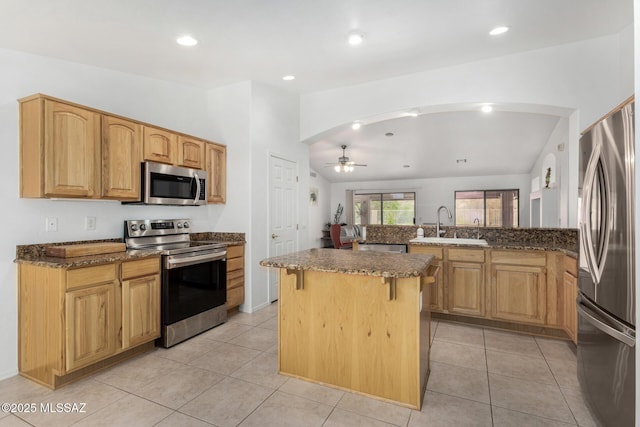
226,244,245,309
563,255,578,343
18,256,160,389
447,248,485,317
65,282,117,372
489,251,547,325
408,244,573,337
121,258,161,349
408,245,443,311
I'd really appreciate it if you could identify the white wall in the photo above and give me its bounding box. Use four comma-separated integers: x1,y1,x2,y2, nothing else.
330,174,532,228
529,118,570,227
206,81,253,308
249,82,307,311
308,170,332,247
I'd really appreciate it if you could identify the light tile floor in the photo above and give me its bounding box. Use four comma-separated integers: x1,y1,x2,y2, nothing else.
0,303,599,426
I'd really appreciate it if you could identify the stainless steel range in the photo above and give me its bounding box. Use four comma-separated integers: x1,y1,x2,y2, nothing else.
124,219,227,348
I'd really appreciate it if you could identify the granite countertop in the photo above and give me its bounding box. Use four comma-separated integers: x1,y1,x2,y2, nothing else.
260,248,434,278
15,249,162,269
403,240,578,258
15,232,247,268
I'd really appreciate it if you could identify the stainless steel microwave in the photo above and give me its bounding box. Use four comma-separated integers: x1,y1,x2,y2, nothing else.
127,161,207,206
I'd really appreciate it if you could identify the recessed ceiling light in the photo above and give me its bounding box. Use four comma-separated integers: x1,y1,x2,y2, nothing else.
403,165,410,168
385,132,394,137
407,109,420,117
176,35,198,46
282,75,295,81
489,26,509,36
347,31,364,46
481,105,493,113
351,121,362,130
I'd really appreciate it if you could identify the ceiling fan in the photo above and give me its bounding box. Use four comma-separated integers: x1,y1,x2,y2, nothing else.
325,144,367,173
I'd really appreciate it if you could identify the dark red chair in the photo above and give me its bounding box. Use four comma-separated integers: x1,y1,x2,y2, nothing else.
330,224,352,249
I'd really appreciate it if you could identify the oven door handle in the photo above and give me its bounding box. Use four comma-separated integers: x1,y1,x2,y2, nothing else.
165,252,226,269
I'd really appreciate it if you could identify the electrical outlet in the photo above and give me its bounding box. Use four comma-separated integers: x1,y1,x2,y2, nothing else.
46,217,58,232
85,216,96,231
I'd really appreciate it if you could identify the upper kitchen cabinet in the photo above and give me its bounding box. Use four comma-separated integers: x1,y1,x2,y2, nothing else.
20,95,101,198
19,94,227,203
178,136,205,169
102,115,142,200
143,126,177,165
206,142,226,204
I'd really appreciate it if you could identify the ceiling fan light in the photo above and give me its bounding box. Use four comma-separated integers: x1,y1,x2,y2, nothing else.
334,165,341,172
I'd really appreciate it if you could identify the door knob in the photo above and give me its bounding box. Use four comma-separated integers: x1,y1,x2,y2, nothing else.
272,233,280,239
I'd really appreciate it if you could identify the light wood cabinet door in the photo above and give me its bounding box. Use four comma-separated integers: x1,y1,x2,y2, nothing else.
102,115,142,199
447,261,485,317
491,264,546,324
143,126,177,165
408,245,444,311
563,271,577,344
65,283,116,372
44,100,101,197
206,143,227,203
178,136,205,169
122,274,160,349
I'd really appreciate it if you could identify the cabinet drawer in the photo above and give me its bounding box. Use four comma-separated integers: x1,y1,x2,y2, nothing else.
563,255,578,277
227,245,244,259
67,264,117,290
227,257,244,272
448,248,485,262
122,257,160,280
228,269,243,281
490,250,546,267
227,286,244,308
408,245,443,260
228,274,244,289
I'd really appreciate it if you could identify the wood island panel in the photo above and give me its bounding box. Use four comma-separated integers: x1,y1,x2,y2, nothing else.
278,268,429,409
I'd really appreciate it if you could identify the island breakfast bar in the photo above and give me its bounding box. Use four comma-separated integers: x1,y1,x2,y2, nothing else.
260,248,437,409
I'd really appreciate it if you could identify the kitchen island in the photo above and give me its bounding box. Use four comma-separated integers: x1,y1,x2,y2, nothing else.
260,248,437,409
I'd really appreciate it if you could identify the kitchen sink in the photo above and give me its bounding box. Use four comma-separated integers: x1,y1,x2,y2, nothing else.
409,237,489,246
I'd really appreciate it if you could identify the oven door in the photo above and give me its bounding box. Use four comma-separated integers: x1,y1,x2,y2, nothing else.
162,251,227,326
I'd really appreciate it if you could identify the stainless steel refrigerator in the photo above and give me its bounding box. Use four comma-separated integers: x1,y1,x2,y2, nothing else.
577,98,635,427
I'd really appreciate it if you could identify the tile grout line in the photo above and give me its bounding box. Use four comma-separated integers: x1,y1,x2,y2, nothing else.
534,337,580,426
482,327,496,427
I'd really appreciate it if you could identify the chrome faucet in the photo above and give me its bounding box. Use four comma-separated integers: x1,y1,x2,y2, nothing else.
474,217,481,239
436,206,452,237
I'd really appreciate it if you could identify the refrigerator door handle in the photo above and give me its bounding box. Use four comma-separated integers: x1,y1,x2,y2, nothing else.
577,301,635,347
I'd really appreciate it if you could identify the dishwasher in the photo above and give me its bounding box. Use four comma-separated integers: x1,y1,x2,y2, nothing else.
357,243,407,253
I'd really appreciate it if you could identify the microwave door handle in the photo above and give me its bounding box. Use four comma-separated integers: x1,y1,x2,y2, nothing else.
193,172,201,204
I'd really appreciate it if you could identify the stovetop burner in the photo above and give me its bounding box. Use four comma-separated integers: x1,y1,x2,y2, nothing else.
124,219,226,255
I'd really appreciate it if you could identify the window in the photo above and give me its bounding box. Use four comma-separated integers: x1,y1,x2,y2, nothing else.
455,190,519,227
354,192,415,225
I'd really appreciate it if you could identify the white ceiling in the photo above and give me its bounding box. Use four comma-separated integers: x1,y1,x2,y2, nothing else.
310,110,563,183
0,0,632,183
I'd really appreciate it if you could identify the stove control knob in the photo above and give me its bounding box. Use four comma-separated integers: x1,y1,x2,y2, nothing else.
139,224,147,231
183,222,190,229
177,223,183,228
130,224,138,231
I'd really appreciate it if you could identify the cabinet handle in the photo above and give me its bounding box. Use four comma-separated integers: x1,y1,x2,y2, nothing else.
272,233,280,239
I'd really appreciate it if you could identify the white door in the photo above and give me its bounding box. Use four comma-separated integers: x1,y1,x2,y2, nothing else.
269,155,298,302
